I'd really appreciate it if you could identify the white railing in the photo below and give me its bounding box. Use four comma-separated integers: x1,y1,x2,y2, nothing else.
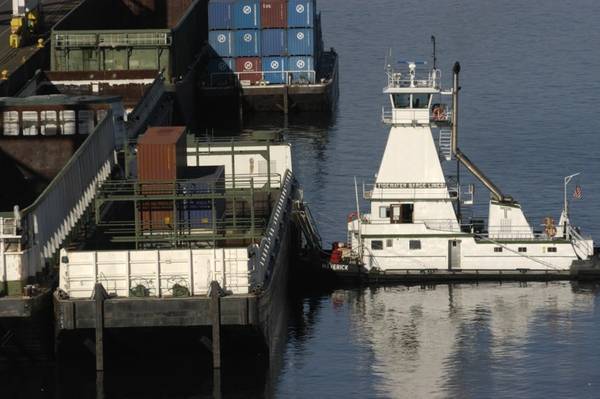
210,70,317,87
55,32,171,48
568,225,594,258
381,106,452,125
0,218,18,238
382,107,393,124
386,69,441,89
251,170,295,290
20,111,118,277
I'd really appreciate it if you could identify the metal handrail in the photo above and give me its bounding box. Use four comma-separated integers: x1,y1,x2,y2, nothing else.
209,70,317,86
97,174,282,197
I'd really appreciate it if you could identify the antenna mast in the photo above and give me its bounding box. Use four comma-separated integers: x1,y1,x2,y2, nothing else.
431,35,437,69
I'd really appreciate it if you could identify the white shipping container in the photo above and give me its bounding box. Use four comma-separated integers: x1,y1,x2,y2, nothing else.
59,247,251,298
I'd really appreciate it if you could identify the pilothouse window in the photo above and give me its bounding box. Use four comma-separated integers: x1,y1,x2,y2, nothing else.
392,94,410,108
412,94,430,108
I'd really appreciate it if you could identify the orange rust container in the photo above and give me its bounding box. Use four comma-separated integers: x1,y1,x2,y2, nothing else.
137,126,187,232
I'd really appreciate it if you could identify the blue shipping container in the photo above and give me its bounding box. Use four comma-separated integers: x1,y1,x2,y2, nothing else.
235,30,260,57
287,28,314,56
179,166,225,229
233,0,260,29
209,30,235,57
287,0,315,28
209,0,235,30
261,29,286,56
262,56,286,84
288,56,315,83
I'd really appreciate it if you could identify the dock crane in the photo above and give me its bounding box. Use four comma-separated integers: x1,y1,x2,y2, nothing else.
10,0,42,48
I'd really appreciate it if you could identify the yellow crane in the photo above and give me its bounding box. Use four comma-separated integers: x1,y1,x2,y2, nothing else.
10,0,42,48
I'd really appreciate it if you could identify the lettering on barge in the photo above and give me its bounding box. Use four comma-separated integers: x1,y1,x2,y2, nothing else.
376,183,447,189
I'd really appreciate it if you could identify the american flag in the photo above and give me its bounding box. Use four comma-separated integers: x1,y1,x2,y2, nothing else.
573,185,583,199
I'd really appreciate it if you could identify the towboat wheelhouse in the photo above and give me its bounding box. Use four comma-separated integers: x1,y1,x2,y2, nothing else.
344,60,594,272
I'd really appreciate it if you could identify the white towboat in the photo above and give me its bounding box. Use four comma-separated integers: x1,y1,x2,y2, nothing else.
339,59,595,274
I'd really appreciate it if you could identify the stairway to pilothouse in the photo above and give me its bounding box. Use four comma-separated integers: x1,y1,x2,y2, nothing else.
438,129,452,161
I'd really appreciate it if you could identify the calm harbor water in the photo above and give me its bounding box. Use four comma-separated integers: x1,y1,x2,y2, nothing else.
4,0,600,397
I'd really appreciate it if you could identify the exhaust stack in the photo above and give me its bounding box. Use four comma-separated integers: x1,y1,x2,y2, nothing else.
451,62,513,204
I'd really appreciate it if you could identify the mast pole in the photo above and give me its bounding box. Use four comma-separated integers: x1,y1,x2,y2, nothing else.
354,177,363,259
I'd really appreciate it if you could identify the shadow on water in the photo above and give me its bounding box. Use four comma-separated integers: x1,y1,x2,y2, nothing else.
0,280,334,399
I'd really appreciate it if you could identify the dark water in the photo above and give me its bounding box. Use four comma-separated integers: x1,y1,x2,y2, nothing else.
270,0,600,397
4,0,600,397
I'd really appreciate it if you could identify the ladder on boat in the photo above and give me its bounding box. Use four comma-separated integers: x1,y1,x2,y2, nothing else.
438,129,452,161
293,201,322,251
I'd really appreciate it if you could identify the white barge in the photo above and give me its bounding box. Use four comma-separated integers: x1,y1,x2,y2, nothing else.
53,132,319,370
331,59,598,281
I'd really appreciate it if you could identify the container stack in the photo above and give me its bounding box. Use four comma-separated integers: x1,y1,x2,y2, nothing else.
136,127,225,233
208,0,321,86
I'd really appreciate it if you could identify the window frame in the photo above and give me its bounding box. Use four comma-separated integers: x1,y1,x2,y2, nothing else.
409,240,421,250
371,240,383,250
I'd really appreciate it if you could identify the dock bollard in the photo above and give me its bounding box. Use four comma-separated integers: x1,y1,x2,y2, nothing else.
1,70,8,80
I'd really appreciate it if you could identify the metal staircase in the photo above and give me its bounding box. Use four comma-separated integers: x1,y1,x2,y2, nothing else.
438,129,452,161
293,201,322,251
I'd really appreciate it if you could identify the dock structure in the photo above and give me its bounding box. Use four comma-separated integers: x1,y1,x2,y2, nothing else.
0,0,83,96
0,73,171,320
54,162,310,370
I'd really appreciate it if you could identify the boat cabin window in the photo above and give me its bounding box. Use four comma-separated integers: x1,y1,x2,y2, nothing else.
40,111,58,136
494,247,503,253
3,111,19,136
22,111,38,136
392,94,411,108
409,240,421,250
392,94,431,109
412,94,430,109
386,239,393,248
547,247,557,253
391,204,414,224
371,240,383,250
379,206,390,218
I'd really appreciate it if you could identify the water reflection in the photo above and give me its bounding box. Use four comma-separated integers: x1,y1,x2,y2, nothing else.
277,282,599,399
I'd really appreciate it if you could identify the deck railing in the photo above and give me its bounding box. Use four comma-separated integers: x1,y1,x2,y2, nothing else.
209,70,317,87
20,111,117,276
251,170,295,290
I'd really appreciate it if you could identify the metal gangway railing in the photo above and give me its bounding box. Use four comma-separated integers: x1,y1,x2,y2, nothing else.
17,111,118,278
251,170,296,290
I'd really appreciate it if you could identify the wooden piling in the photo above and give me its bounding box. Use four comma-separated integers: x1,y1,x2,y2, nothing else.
92,283,108,372
283,86,289,115
209,280,222,369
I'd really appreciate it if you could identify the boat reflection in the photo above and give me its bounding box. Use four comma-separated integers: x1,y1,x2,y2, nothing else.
338,282,598,398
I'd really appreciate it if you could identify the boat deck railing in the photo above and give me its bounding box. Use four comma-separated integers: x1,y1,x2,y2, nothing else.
0,218,18,238
359,217,572,241
386,70,441,90
209,70,318,87
381,106,452,125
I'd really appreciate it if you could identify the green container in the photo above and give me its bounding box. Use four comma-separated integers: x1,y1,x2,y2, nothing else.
50,0,208,82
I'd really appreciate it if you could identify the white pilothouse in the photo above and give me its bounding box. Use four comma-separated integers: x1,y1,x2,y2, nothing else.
343,59,595,272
